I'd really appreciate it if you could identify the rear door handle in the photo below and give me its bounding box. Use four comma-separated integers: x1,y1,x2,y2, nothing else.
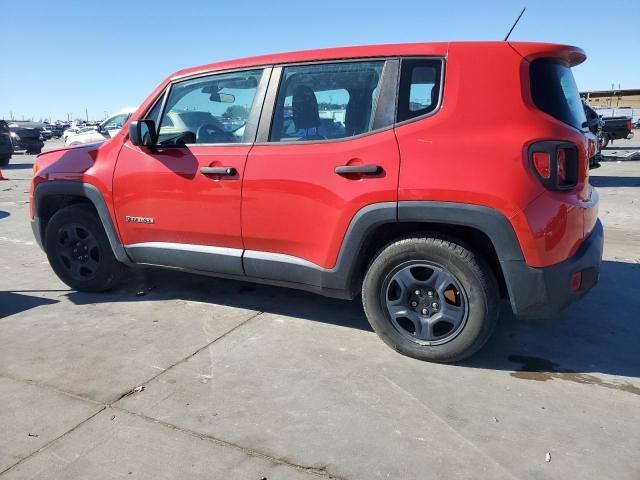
335,164,382,175
200,166,237,176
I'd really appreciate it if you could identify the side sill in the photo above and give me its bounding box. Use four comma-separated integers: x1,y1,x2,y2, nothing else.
126,242,244,276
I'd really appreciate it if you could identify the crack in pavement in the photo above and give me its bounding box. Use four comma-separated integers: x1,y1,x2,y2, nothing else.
381,374,522,480
111,407,346,480
0,407,106,477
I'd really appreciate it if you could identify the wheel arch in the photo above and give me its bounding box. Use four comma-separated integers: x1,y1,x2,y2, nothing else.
33,181,130,264
341,201,525,312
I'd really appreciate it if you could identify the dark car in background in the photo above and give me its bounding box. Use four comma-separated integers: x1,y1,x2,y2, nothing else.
9,124,44,154
600,116,633,148
0,120,13,166
49,125,65,138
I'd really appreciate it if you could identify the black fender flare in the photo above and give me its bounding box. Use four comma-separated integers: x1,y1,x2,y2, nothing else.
32,181,131,264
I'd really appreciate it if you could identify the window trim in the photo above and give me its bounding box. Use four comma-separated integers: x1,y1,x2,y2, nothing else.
140,67,272,148
255,58,397,145
394,57,446,128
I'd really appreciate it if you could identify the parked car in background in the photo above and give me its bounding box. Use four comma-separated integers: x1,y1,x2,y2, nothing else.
40,127,53,140
63,126,82,142
600,116,634,148
9,124,44,154
0,120,13,166
50,125,64,138
65,108,135,146
583,103,603,167
31,41,602,363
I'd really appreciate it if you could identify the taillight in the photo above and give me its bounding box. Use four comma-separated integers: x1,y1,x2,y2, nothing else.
528,141,578,190
557,148,567,184
532,152,550,178
627,119,632,131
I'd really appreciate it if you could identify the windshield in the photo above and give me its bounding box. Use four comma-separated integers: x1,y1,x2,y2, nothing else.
530,59,587,132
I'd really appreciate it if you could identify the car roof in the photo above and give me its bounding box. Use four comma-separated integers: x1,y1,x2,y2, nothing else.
169,41,585,81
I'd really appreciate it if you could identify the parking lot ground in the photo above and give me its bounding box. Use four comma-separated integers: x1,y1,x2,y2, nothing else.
1,137,639,479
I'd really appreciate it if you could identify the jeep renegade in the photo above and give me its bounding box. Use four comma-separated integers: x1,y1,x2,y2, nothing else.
30,42,603,362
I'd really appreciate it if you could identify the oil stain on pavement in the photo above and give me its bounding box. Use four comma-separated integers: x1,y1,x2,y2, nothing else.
508,355,640,396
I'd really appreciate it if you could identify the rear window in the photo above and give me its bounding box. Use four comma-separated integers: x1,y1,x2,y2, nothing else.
530,59,587,131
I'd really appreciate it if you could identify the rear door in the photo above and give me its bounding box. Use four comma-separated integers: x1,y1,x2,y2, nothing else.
242,59,400,277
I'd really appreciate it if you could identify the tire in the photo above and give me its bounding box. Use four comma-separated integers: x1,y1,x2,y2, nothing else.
0,156,10,166
362,234,499,363
44,204,127,292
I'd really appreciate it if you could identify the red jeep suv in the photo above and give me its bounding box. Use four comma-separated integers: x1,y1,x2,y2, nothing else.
30,42,603,362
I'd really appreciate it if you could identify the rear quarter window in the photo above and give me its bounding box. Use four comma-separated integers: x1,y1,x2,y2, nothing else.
396,59,443,123
530,59,587,132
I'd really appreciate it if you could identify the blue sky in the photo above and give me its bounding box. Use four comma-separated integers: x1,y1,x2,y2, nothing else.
1,0,638,121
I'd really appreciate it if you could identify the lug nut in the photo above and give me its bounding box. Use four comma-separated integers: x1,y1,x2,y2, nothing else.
410,301,418,307
432,302,439,309
427,290,434,297
414,290,421,295
421,308,429,315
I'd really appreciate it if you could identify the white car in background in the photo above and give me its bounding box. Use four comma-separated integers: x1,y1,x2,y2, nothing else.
63,125,94,142
65,108,136,146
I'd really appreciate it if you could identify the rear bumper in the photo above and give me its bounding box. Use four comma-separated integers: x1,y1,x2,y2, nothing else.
503,219,603,319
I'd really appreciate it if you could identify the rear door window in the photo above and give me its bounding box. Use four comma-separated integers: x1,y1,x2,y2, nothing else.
397,59,443,123
269,61,384,142
530,59,587,132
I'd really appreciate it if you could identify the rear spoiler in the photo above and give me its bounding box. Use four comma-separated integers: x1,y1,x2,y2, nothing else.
508,42,586,67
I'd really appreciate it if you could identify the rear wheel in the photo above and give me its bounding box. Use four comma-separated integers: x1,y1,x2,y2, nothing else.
44,204,127,291
362,235,499,363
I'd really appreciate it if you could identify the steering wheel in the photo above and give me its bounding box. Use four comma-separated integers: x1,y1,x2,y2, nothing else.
196,122,234,143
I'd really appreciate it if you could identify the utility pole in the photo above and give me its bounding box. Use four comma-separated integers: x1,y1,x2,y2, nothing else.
86,108,89,122
610,83,614,108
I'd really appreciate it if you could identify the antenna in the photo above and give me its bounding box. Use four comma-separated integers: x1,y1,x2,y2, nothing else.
504,7,526,41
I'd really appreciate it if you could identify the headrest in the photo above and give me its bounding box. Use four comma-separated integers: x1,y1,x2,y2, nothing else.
292,85,319,130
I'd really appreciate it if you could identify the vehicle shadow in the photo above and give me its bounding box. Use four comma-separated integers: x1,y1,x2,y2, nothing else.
602,146,639,151
0,292,58,319
590,176,640,188
67,267,372,332
0,211,9,220
62,259,640,379
3,163,33,170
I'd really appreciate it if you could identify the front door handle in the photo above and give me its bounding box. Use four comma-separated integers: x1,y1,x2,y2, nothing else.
200,166,237,176
335,164,382,175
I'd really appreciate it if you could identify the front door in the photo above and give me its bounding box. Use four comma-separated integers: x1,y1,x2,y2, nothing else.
113,68,269,275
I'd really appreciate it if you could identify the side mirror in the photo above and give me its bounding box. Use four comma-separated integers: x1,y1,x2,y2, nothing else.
129,119,157,147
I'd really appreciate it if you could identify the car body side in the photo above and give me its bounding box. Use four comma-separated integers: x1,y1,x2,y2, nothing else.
30,41,602,319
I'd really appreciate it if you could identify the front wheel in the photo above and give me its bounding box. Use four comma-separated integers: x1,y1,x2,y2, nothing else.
44,204,127,292
362,235,499,363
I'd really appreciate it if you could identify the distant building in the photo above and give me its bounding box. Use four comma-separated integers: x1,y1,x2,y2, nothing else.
581,88,640,109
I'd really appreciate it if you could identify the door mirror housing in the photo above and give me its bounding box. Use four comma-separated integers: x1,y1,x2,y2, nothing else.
129,119,157,147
